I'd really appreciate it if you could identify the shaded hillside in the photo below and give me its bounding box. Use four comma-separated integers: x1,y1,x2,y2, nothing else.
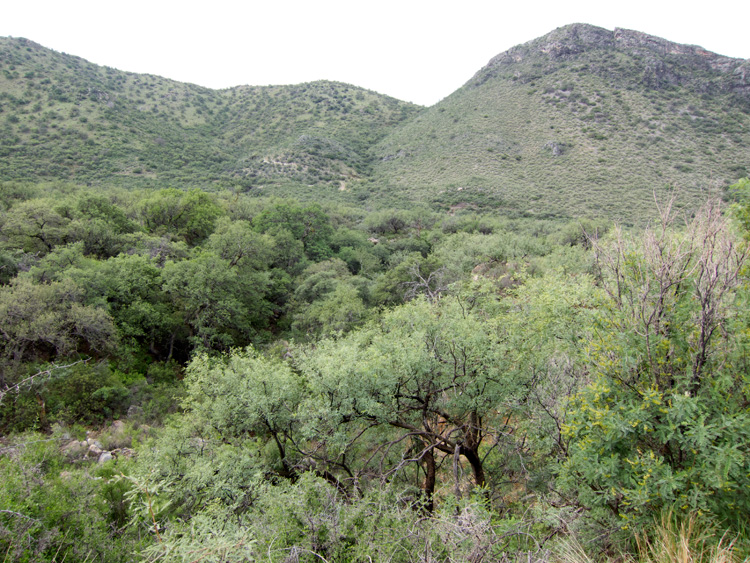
372,24,750,223
0,37,422,192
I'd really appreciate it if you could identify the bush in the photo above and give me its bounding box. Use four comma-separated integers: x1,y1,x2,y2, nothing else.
0,432,145,562
47,362,129,425
560,201,750,534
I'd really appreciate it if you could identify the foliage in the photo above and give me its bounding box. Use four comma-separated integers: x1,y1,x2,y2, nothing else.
0,432,145,562
140,188,223,246
183,347,303,480
729,177,750,236
252,200,334,261
561,200,750,533
633,511,747,563
0,37,422,196
162,251,272,351
297,278,594,508
555,510,747,563
0,276,116,376
0,197,72,254
1,40,749,558
288,258,370,336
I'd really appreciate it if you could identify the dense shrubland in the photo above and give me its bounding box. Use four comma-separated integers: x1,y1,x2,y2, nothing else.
0,179,749,562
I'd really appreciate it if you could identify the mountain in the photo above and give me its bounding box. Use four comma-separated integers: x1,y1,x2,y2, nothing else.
0,37,421,192
1,25,749,222
371,24,750,222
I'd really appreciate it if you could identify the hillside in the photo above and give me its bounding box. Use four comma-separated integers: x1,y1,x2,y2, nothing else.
0,37,421,193
371,24,750,223
1,26,749,222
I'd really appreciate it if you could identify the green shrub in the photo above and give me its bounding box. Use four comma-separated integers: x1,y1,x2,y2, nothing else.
47,362,129,425
0,432,145,562
560,203,750,534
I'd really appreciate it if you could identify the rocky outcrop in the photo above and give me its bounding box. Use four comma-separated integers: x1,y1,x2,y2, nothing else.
468,23,750,100
61,422,138,464
62,438,135,464
612,28,736,70
543,140,565,156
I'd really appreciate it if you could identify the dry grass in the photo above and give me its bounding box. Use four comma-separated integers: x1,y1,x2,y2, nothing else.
553,513,747,563
632,513,744,563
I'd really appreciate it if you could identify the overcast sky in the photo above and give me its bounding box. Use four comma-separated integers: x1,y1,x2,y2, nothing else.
2,0,748,106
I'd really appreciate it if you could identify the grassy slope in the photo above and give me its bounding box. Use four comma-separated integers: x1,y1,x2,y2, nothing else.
0,37,422,194
371,24,750,223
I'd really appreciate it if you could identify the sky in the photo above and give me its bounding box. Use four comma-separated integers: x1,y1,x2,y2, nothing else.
2,0,748,107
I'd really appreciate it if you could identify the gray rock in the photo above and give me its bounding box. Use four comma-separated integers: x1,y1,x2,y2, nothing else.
86,438,103,449
98,452,113,464
544,140,565,156
62,440,86,457
111,447,135,459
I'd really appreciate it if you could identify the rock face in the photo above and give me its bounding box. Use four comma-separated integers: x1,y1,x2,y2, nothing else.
612,28,734,67
469,23,750,100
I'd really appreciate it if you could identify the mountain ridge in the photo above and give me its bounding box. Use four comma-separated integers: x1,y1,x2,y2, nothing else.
2,25,749,222
370,23,750,222
0,35,422,192
470,23,750,98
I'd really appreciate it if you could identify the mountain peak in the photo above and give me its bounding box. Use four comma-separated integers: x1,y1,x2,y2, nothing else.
469,23,749,93
375,24,750,222
492,23,745,64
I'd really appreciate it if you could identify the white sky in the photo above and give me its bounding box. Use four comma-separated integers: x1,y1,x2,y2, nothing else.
2,0,748,106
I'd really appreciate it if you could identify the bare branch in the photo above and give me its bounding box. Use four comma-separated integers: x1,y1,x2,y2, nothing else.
0,358,89,404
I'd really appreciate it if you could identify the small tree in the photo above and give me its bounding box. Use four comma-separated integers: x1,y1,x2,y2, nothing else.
298,279,593,510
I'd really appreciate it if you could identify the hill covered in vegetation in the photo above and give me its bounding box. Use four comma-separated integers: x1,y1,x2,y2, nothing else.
0,36,420,193
372,23,750,222
2,24,750,222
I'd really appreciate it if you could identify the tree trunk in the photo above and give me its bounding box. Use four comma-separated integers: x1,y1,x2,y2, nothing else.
422,445,436,513
462,446,485,488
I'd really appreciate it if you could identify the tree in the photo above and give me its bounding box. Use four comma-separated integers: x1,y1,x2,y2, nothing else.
140,188,223,246
293,281,368,338
162,252,272,352
363,208,410,235
298,294,526,509
0,277,116,380
372,252,449,305
207,218,272,270
184,348,303,479
65,253,176,361
1,198,71,254
66,194,138,258
75,193,136,234
252,201,333,261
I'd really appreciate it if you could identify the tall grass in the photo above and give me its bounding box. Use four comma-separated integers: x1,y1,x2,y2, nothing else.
632,513,745,563
554,512,748,563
